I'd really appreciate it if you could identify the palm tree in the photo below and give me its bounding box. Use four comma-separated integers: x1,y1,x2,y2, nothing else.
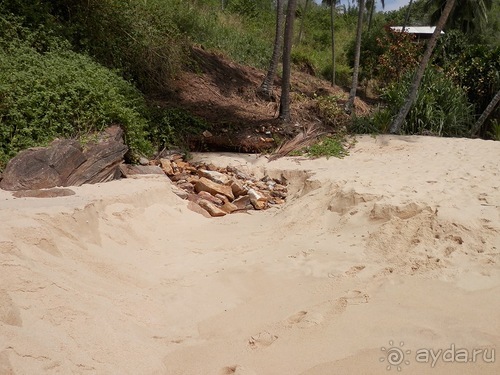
402,0,414,32
389,0,457,134
330,0,338,86
425,0,493,33
323,0,340,86
470,88,500,136
297,0,311,44
367,0,385,30
279,0,299,122
259,0,285,99
345,0,366,114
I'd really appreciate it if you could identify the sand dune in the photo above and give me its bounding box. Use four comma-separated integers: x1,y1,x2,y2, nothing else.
1,135,499,374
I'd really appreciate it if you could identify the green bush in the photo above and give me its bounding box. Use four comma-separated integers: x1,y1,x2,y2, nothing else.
0,27,152,169
349,108,393,134
307,136,348,158
381,68,475,136
148,108,210,151
316,95,350,129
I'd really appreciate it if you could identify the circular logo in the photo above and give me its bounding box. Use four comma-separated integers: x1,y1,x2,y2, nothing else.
380,340,411,371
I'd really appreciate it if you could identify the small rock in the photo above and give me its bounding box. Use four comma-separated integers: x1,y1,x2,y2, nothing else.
160,158,174,175
197,191,223,205
170,185,189,199
206,163,218,171
253,181,267,190
177,182,195,193
230,179,247,198
198,169,230,185
271,190,287,199
187,201,211,218
138,157,149,166
170,154,184,162
187,193,201,203
220,201,238,214
232,195,253,210
170,172,190,182
120,164,164,177
198,199,227,217
248,188,267,210
215,193,230,204
202,130,213,138
176,160,190,170
271,197,285,205
195,177,234,200
187,175,200,184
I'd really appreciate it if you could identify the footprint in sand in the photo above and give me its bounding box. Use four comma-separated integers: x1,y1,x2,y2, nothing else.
221,365,257,375
286,310,324,328
0,290,22,327
344,265,366,277
342,290,370,305
248,331,278,349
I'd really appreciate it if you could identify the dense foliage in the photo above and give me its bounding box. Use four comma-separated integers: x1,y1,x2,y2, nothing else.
0,14,152,168
382,68,475,136
0,0,499,170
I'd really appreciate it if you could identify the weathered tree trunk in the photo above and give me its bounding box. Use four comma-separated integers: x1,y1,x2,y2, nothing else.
259,0,285,99
297,0,310,44
402,0,414,32
389,0,456,134
367,0,375,30
345,0,365,114
470,88,500,136
330,0,336,86
279,0,299,122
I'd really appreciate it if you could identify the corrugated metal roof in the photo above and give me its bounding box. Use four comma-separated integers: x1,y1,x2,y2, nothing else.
390,26,445,34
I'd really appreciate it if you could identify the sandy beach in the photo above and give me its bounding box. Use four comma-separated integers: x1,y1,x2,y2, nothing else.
1,135,499,374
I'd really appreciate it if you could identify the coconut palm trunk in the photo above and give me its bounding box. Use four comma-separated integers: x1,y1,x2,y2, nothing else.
259,0,285,99
345,0,366,114
402,0,414,31
470,88,500,136
279,0,299,122
367,0,375,30
389,0,456,134
330,0,337,86
297,0,310,44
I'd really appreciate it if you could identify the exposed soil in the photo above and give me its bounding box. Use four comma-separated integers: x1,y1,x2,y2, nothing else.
152,46,371,153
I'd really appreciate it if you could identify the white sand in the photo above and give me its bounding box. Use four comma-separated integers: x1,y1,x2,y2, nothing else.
0,135,499,374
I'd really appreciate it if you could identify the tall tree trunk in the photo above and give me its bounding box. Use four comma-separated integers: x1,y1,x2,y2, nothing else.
259,0,285,99
367,0,375,30
297,0,310,44
279,0,299,122
345,0,365,114
470,88,500,136
330,0,336,86
389,0,456,134
402,0,414,31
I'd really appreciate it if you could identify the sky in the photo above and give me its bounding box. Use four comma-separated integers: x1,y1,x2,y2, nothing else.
313,0,412,12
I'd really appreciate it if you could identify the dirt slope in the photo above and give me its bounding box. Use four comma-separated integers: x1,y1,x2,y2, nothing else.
154,46,370,153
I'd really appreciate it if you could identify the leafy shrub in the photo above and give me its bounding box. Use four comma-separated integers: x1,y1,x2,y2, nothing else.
307,136,348,158
489,120,500,141
376,27,422,83
450,46,500,115
0,27,152,169
349,107,394,134
316,95,350,129
148,108,210,151
381,68,475,136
